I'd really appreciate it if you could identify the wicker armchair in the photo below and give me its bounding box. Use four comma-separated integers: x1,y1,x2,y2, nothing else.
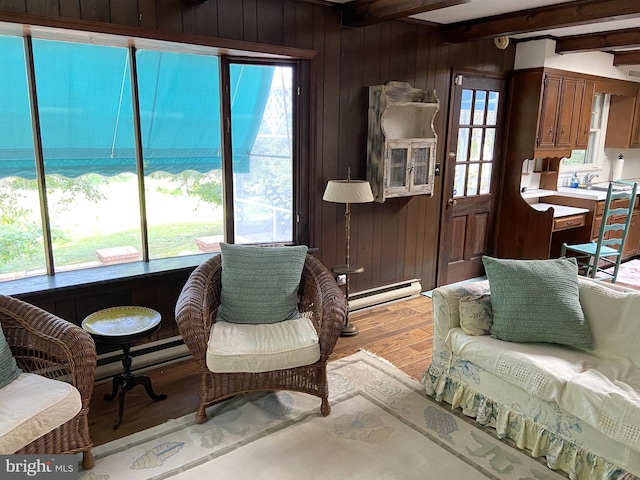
0,295,96,470
175,253,348,424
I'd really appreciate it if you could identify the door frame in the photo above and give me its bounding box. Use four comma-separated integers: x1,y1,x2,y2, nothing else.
436,68,510,287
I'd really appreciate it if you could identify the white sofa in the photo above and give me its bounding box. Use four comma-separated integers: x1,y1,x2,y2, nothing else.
423,277,640,479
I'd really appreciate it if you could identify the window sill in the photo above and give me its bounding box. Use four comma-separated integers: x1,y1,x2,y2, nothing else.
0,254,215,298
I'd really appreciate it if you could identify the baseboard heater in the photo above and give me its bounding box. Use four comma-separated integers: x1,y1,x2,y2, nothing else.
348,278,422,312
94,278,422,380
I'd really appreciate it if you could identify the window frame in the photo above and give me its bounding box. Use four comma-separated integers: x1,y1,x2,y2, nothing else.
0,20,311,290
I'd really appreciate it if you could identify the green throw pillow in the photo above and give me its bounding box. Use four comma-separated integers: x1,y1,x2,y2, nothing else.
217,243,308,324
482,256,593,350
0,326,21,389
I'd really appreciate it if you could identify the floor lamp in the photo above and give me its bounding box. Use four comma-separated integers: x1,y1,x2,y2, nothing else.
323,168,374,336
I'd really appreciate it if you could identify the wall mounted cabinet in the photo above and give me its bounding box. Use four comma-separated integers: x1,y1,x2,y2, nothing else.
367,81,439,203
605,88,640,149
536,73,594,153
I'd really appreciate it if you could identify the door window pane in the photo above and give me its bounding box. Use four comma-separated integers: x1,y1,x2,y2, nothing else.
457,128,469,162
0,36,45,280
453,164,466,198
487,92,499,125
480,163,492,194
33,39,141,272
470,128,483,161
137,50,222,257
473,91,486,125
459,89,472,125
453,87,500,200
230,64,293,243
467,163,479,196
483,128,495,161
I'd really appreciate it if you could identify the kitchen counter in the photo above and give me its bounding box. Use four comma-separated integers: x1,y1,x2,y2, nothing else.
531,203,589,233
530,203,589,218
523,182,639,202
555,187,608,201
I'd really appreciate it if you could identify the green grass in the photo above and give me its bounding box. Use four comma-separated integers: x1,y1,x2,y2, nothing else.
2,221,223,274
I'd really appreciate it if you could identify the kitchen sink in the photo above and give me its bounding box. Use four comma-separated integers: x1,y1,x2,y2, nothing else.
579,182,632,192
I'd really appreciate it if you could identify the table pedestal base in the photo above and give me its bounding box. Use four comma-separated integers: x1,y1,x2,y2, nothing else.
105,343,167,429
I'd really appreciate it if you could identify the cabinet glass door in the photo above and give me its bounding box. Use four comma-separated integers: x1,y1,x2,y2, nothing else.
388,147,408,187
412,144,430,186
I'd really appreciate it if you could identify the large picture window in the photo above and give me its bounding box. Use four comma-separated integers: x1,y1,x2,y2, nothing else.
0,32,296,283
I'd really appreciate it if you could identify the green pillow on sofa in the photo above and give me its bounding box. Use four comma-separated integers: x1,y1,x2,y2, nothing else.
217,243,308,324
482,256,593,350
0,327,21,389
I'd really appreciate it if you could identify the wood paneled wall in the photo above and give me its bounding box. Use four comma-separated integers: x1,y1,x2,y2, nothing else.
1,0,515,314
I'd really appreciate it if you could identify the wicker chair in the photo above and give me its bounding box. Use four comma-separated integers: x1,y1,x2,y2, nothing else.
0,295,97,470
175,253,348,424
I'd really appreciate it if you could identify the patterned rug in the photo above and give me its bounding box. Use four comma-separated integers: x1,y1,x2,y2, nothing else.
606,259,640,287
79,351,564,480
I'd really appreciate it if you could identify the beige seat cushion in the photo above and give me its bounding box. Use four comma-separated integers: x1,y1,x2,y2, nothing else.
0,372,82,453
206,316,321,373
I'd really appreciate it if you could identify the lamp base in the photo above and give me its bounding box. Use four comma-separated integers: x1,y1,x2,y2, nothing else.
340,322,358,337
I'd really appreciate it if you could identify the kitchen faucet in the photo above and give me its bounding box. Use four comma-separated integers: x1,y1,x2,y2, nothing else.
583,173,599,188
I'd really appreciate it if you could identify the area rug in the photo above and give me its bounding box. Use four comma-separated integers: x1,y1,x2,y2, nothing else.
604,259,640,287
79,351,564,480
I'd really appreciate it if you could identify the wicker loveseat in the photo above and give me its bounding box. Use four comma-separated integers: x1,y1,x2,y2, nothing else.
175,252,347,424
0,295,96,470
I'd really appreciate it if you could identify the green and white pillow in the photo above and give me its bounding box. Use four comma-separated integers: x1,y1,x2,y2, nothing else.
217,243,308,324
0,327,21,389
482,256,593,350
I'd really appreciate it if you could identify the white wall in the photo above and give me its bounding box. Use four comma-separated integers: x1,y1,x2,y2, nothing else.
514,39,639,83
609,148,640,182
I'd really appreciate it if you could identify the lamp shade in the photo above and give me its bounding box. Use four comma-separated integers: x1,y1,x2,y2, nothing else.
323,180,374,204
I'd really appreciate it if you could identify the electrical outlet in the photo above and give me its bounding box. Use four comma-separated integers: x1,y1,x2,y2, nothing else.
336,274,347,285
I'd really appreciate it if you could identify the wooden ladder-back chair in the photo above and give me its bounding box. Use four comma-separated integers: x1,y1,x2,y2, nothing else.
175,253,348,424
561,180,638,283
0,295,97,469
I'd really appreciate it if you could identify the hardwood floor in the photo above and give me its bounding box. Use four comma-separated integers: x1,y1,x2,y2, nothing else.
87,295,433,447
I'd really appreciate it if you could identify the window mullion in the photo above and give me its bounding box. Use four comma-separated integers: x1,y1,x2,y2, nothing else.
220,56,235,244
24,35,54,275
128,46,149,262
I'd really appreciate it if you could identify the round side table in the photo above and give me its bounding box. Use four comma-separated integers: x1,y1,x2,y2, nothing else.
82,306,168,429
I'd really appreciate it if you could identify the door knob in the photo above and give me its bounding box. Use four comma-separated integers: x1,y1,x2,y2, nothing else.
448,198,457,206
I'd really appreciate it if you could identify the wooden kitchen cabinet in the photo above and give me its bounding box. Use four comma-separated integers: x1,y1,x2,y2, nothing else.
605,88,640,149
622,211,640,259
575,80,596,149
536,73,593,152
592,197,640,261
536,74,562,150
497,68,640,261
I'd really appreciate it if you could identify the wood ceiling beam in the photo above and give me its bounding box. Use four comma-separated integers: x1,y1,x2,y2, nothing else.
555,28,640,53
613,50,640,66
444,0,640,43
342,0,471,28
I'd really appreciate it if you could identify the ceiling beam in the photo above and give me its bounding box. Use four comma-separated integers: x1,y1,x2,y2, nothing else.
613,50,640,66
555,27,640,53
444,0,640,43
342,0,471,28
